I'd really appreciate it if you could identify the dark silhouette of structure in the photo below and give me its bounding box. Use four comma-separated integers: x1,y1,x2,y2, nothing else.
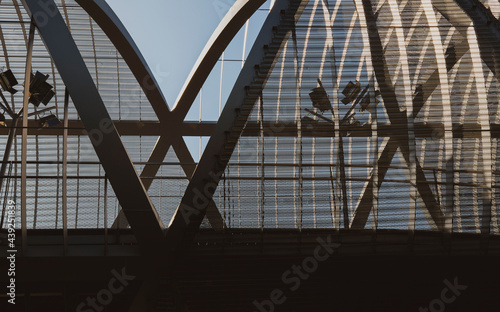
1,0,500,310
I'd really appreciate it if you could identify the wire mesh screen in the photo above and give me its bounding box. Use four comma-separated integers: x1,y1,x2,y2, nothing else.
0,0,169,230
0,0,498,237
213,0,500,233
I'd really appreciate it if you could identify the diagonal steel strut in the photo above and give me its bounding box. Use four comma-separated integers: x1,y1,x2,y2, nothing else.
165,0,309,252
20,0,166,253
351,0,447,230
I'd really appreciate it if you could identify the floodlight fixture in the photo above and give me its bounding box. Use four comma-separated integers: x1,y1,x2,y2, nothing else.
341,81,361,104
309,85,331,112
29,71,55,107
0,112,5,127
0,69,18,94
39,114,61,128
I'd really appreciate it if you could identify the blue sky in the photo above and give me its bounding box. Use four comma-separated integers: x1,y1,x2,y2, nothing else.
104,0,271,159
103,1,272,160
105,0,237,108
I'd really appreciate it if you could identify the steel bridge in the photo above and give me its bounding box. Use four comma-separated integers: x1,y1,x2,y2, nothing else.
0,0,500,310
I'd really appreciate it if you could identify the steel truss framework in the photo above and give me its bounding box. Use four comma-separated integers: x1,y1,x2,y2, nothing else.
165,0,500,248
0,0,499,259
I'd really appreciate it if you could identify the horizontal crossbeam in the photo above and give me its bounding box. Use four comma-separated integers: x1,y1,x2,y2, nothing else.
6,119,500,138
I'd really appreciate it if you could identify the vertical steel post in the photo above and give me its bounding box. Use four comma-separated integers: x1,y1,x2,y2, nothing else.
0,116,19,195
21,20,34,254
371,82,378,232
21,0,166,254
104,174,108,255
0,117,18,228
62,88,69,255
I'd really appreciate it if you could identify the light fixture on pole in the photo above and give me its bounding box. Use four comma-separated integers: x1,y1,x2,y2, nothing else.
29,71,55,107
39,112,61,128
0,69,18,94
309,80,332,113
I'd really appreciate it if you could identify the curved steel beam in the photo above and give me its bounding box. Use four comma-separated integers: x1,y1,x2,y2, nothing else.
73,0,228,230
75,0,170,121
166,0,309,252
421,0,455,235
21,0,166,254
351,0,445,230
172,0,267,119
435,0,500,81
434,0,495,241
109,0,266,230
466,25,493,244
385,0,418,235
